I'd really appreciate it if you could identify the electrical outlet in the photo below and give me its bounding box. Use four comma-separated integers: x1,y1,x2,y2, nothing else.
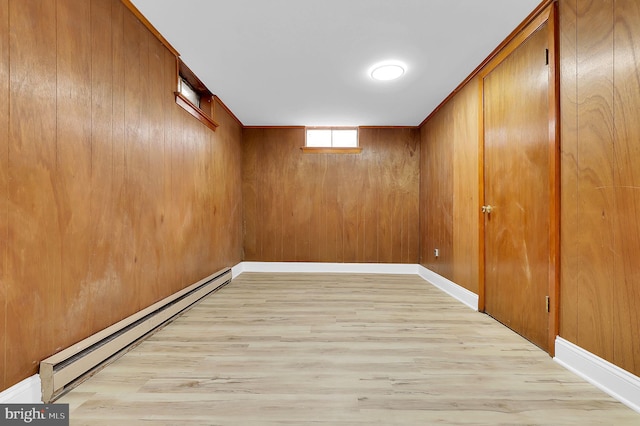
434,248,439,258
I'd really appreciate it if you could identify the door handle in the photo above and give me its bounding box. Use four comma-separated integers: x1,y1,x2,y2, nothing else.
482,205,493,214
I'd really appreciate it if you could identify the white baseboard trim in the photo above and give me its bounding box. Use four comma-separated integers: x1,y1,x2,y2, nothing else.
417,265,479,311
0,375,42,404
231,262,244,278
554,337,640,414
238,261,418,275
232,262,478,311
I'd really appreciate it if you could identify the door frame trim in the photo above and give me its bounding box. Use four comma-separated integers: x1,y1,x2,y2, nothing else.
477,3,560,356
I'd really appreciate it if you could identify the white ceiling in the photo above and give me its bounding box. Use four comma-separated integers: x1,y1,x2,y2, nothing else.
132,0,541,127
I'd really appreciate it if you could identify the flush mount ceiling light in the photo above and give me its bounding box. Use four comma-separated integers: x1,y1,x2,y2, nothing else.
369,61,406,81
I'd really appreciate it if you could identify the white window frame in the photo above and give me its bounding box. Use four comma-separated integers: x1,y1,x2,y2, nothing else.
304,127,360,152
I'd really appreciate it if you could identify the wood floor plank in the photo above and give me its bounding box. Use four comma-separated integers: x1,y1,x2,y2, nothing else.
58,273,639,425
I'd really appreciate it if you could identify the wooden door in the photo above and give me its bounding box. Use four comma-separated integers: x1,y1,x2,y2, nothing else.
483,24,550,351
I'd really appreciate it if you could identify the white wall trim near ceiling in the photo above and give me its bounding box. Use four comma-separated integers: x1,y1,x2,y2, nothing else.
554,337,640,414
0,375,42,404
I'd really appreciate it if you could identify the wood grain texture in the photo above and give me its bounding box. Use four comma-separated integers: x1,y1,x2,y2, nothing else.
420,103,453,279
419,83,480,294
558,0,640,377
612,0,640,375
558,0,579,344
57,0,93,350
242,127,419,264
483,25,550,351
575,0,615,362
0,0,7,390
58,273,640,424
7,0,60,388
452,80,480,294
1,0,243,391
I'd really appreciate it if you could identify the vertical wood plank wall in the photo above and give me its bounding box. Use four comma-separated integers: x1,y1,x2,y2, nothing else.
0,0,8,393
420,0,640,377
0,0,243,391
242,127,420,263
419,80,479,294
559,0,640,376
2,0,640,395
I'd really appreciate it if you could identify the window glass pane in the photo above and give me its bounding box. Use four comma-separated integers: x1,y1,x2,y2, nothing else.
306,129,332,147
179,77,201,108
332,129,358,147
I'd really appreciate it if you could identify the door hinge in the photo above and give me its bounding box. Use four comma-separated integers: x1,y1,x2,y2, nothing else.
545,48,549,65
545,295,550,312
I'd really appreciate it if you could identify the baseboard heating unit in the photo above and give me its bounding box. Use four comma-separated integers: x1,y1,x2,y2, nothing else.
39,267,232,403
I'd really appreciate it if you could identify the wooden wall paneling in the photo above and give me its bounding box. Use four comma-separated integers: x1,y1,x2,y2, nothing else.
341,151,360,263
0,0,7,390
407,129,420,264
363,144,377,263
162,50,177,294
322,152,341,262
56,0,93,348
197,117,211,276
310,147,335,262
427,112,444,274
292,147,312,261
181,116,199,281
1,0,245,391
558,0,579,343
6,0,60,385
199,124,214,278
376,130,396,263
88,0,115,336
613,0,640,376
135,21,157,309
575,0,615,361
377,128,419,263
280,133,301,262
211,98,243,268
419,125,426,266
438,105,454,280
145,36,166,304
452,82,480,293
368,131,390,263
241,129,259,260
169,91,187,291
183,122,199,281
419,124,429,267
264,130,286,261
421,103,454,278
242,127,418,264
123,10,146,314
110,0,130,326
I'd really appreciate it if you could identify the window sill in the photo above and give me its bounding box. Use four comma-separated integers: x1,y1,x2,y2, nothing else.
300,147,362,154
175,92,219,132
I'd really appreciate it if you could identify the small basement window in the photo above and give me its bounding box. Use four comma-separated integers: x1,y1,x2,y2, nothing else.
302,127,362,153
175,59,219,131
178,77,200,108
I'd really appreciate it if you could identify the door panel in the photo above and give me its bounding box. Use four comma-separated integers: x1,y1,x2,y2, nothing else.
483,24,550,350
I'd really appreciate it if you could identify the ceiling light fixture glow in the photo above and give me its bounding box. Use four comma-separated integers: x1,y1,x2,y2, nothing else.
369,62,406,81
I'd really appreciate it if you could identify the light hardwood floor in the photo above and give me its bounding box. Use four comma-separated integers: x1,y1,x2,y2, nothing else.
58,273,639,425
